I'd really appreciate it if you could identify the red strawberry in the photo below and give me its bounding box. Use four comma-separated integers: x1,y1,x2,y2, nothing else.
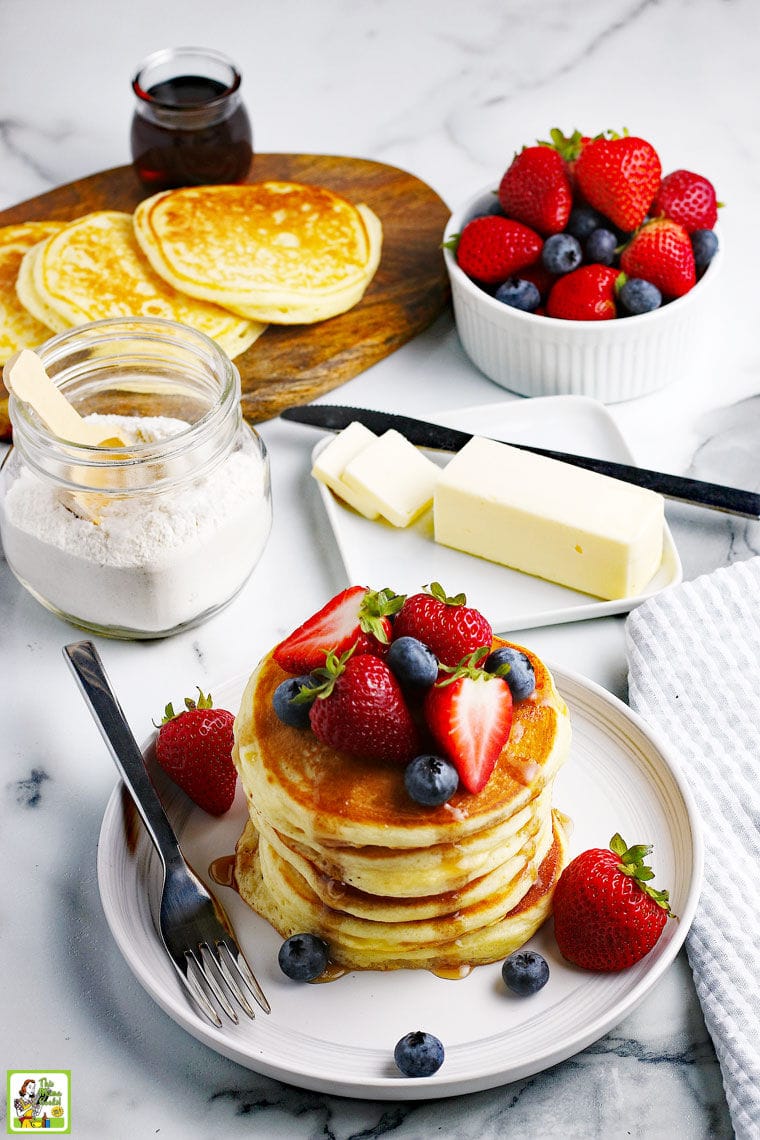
498,145,573,236
552,833,674,971
273,586,403,674
541,128,593,195
653,169,719,232
450,215,543,285
155,689,236,816
423,651,513,793
308,649,420,762
620,218,696,298
392,583,493,668
547,264,622,320
574,133,662,231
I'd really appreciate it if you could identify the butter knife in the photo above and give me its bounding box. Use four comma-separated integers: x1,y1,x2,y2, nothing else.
281,403,760,520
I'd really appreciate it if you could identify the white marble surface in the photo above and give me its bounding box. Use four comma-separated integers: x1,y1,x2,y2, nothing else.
1,0,757,1135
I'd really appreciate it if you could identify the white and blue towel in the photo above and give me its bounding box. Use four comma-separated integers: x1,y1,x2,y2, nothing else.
626,556,760,1140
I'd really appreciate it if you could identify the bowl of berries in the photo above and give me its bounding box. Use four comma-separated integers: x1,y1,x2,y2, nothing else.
443,129,722,402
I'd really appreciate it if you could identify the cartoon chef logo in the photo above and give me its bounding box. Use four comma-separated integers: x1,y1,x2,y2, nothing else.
6,1072,70,1133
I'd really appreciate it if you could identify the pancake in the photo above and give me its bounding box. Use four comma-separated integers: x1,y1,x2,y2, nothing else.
16,210,265,359
133,181,383,324
234,637,570,850
0,222,64,362
235,810,570,971
232,633,572,973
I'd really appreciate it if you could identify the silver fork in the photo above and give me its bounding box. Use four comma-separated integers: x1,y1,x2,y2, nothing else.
64,639,270,1027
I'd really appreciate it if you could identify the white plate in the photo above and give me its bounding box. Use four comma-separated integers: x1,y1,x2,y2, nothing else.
311,395,683,632
97,668,702,1101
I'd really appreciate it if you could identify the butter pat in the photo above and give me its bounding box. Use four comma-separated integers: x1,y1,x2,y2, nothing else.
342,429,439,527
434,437,664,599
311,421,381,519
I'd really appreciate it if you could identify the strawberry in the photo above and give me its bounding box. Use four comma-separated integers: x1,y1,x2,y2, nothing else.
154,689,236,816
652,169,719,233
392,583,493,668
620,218,696,298
449,215,543,285
423,650,513,793
308,648,420,762
498,145,573,236
273,586,403,674
541,127,592,195
552,833,674,971
546,264,622,320
574,133,662,232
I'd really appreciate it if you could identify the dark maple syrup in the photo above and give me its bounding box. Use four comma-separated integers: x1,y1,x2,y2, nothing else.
131,53,252,189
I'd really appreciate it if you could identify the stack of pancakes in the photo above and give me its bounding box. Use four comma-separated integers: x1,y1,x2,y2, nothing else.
232,636,572,973
0,179,383,372
134,181,383,324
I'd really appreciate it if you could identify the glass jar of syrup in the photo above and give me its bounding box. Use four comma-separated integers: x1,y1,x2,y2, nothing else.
131,47,253,190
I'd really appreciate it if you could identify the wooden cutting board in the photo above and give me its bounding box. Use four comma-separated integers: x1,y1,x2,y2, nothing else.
0,154,452,423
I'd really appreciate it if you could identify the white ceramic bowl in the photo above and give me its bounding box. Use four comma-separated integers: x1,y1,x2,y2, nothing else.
443,185,722,403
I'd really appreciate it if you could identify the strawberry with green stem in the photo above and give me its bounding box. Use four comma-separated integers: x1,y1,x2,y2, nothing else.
273,585,404,674
307,647,420,763
552,833,674,971
154,688,237,816
392,583,493,668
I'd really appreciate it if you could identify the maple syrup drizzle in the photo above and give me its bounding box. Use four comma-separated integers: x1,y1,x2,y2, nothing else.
209,853,238,890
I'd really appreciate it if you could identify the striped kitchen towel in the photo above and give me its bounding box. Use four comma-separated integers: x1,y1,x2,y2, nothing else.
626,556,760,1140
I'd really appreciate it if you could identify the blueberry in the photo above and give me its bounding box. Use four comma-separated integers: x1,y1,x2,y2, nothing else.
542,233,582,275
393,1030,445,1077
484,647,536,701
272,674,319,728
584,227,618,266
404,754,459,806
565,205,606,241
619,277,662,315
494,276,541,312
691,228,719,271
278,933,330,981
501,950,550,996
387,636,439,689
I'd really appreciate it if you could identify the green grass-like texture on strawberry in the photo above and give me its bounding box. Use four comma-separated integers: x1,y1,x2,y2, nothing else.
552,833,674,972
155,688,237,816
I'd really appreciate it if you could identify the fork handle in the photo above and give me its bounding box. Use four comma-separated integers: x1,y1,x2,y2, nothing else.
64,640,181,868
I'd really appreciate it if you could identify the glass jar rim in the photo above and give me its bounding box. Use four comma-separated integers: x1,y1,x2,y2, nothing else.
8,316,245,493
132,46,242,109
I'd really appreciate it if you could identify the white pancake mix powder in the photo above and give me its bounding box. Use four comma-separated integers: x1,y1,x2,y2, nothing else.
1,415,272,634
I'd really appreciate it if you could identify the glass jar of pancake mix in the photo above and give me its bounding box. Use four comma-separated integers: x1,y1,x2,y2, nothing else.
130,47,253,189
0,317,272,639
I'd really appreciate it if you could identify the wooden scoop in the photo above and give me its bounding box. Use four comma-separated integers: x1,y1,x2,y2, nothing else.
2,349,129,448
3,349,132,522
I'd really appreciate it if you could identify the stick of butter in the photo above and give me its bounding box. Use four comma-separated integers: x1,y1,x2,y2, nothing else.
342,428,440,527
433,437,664,600
311,421,382,519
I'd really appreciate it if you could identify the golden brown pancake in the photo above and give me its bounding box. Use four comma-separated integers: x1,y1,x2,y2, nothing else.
0,222,64,363
15,211,265,358
133,181,383,324
232,635,571,973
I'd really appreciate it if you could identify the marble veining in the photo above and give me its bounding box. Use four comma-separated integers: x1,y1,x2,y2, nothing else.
1,0,757,1136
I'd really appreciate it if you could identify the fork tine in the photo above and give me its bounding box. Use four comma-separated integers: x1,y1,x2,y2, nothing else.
212,943,256,1019
219,938,272,1015
196,947,240,1023
168,950,223,1028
